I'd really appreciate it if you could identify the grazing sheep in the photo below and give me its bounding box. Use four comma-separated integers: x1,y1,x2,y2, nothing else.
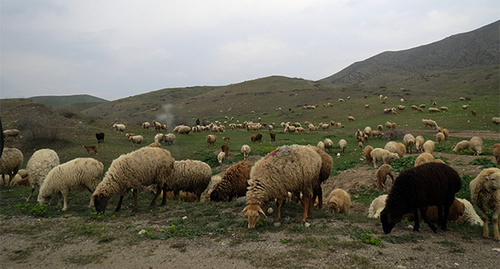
414,153,436,167
338,139,347,153
95,132,105,143
492,117,500,124
83,145,98,154
173,125,191,134
384,141,405,158
241,144,251,159
428,107,440,113
438,127,449,140
422,119,439,129
152,120,163,131
462,105,469,109
370,148,399,168
403,133,416,153
308,145,333,209
364,146,374,164
163,133,176,145
221,144,229,157
469,136,483,156
391,122,397,129
368,194,388,218
142,122,151,129
375,164,394,188
469,168,500,240
358,141,364,150
148,142,161,147
217,151,226,164
493,144,500,165
436,132,445,144
347,116,355,121
112,123,125,132
471,110,477,116
377,125,383,131
453,140,470,154
26,149,60,202
3,129,19,139
0,148,24,186
456,198,484,226
371,130,383,138
326,189,351,214
323,138,333,152
317,141,325,151
206,134,217,147
222,136,230,144
154,133,164,143
415,135,425,153
93,147,175,213
243,145,322,229
403,198,465,223
164,160,212,202
440,106,448,111
423,140,435,154
129,135,144,144
251,134,263,142
210,161,252,202
37,158,103,211
380,163,461,234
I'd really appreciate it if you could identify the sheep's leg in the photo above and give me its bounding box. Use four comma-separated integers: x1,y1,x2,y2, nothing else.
131,189,138,212
301,195,312,222
481,212,489,238
160,185,168,206
62,194,68,212
174,190,180,201
88,194,94,208
274,198,284,222
115,196,124,212
420,207,437,233
493,210,499,241
26,186,35,202
412,208,420,232
150,185,161,207
440,203,450,231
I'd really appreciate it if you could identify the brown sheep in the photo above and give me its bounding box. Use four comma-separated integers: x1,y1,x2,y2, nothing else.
326,189,351,214
210,161,252,201
376,164,394,188
493,144,500,165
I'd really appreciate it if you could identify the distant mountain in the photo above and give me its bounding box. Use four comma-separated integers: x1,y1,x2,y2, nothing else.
321,20,499,84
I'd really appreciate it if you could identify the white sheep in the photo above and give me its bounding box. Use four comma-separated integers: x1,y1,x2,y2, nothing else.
129,135,144,144
38,158,104,211
493,144,500,165
492,117,500,124
173,125,191,134
453,140,470,154
26,149,60,202
93,147,175,213
243,145,323,228
422,119,439,129
338,139,347,153
469,168,500,240
423,140,435,154
469,136,483,156
370,148,399,168
164,160,212,202
217,151,225,164
403,133,416,153
317,141,325,151
323,138,333,152
113,123,126,132
142,122,151,129
368,194,388,218
163,133,176,145
456,198,483,226
154,133,164,143
0,148,24,186
436,132,445,144
241,144,251,159
326,189,351,214
415,135,425,153
384,141,405,158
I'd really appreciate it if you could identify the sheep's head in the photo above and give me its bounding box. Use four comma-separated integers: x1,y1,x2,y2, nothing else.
328,200,340,214
209,189,227,202
93,194,110,214
242,204,266,229
380,209,402,234
37,195,49,205
485,169,500,191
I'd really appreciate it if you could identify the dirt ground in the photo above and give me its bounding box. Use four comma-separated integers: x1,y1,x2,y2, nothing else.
1,134,500,268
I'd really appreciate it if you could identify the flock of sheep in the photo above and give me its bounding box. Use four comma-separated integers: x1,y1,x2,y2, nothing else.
1,97,500,242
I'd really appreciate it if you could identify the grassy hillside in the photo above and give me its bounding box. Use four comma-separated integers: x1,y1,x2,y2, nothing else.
30,94,108,107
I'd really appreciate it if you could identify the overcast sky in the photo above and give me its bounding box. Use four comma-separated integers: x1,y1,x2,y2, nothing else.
1,1,498,101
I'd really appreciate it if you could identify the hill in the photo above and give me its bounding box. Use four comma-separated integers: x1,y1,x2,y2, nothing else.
30,94,108,107
321,20,499,85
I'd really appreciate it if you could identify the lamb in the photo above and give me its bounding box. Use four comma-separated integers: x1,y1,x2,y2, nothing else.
423,140,435,154
469,136,483,156
453,140,470,154
243,145,322,228
456,198,484,226
368,194,388,218
415,135,425,153
26,149,60,201
436,132,445,144
493,144,500,165
0,148,24,185
164,160,212,202
142,122,151,129
217,151,226,164
469,168,500,240
210,161,252,201
3,129,19,139
370,148,399,168
93,147,175,213
384,141,405,158
206,134,217,147
241,144,251,159
403,133,416,153
38,158,104,211
375,164,394,188
338,139,347,153
83,145,98,154
364,146,374,164
380,163,461,234
95,132,105,143
326,189,351,214
129,135,144,144
112,123,125,132
323,138,333,152
163,133,176,145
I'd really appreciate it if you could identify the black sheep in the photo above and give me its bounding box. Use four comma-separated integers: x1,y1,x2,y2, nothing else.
95,132,105,143
269,132,276,142
380,162,461,234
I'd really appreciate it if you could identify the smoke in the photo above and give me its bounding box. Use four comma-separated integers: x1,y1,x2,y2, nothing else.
156,104,175,129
